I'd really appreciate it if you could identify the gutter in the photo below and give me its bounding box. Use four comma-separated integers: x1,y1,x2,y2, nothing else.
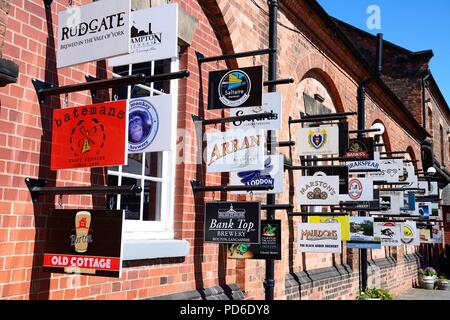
422,69,431,128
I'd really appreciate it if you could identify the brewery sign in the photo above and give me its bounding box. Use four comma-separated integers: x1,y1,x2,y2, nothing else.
379,191,402,215
206,129,265,173
417,202,431,219
369,159,402,183
340,178,374,202
109,3,178,66
297,175,340,205
418,225,432,243
208,66,263,110
295,124,339,156
347,151,380,171
308,215,350,241
401,221,420,246
347,217,381,249
204,202,261,244
43,210,124,278
57,0,131,68
227,220,281,260
374,222,402,247
230,155,284,194
307,166,349,194
128,95,173,153
399,165,418,189
400,193,416,214
344,138,374,160
431,225,443,244
51,100,128,170
298,223,342,254
230,92,282,131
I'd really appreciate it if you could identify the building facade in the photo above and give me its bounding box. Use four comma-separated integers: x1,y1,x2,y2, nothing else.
0,0,448,300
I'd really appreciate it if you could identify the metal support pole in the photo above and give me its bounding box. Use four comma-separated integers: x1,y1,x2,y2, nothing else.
264,0,278,301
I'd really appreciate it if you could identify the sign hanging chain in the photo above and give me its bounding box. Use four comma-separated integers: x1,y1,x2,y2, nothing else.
109,196,115,210
64,93,69,108
212,191,215,201
253,55,256,66
249,191,254,201
58,194,63,209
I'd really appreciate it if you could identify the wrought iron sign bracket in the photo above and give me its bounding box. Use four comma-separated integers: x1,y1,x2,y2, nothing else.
196,49,274,64
192,112,274,126
44,0,53,9
288,212,349,217
190,180,274,193
25,178,142,203
261,204,294,211
289,112,357,124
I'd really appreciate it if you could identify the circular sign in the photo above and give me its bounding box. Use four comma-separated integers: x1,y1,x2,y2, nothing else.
69,118,106,157
218,70,251,107
348,179,363,200
128,99,159,152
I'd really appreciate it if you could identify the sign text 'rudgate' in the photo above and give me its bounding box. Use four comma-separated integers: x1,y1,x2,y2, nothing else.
51,100,128,170
57,0,131,68
43,210,124,278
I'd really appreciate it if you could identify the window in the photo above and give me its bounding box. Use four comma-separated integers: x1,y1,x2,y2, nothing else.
107,56,179,240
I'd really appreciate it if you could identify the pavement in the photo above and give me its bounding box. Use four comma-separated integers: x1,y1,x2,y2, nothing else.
396,288,450,300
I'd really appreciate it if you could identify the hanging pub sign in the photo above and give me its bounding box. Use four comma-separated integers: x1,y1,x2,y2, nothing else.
429,202,441,220
308,215,350,241
51,100,128,170
340,178,374,202
431,225,443,244
208,66,263,110
230,155,284,195
296,175,340,205
307,166,349,194
230,92,282,131
418,225,432,243
43,210,124,278
108,3,178,66
344,137,374,160
378,191,402,215
400,193,416,214
374,222,402,247
206,129,265,173
204,202,261,244
227,220,281,260
343,189,381,210
369,159,402,183
347,151,380,171
297,223,342,254
400,221,420,246
399,165,418,189
295,124,339,156
57,0,131,68
128,95,173,153
347,217,381,249
417,202,432,219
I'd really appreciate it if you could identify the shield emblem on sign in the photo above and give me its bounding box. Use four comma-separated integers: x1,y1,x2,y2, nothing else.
308,128,327,150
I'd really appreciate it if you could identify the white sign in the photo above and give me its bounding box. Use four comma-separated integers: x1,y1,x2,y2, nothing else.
340,178,374,202
298,223,341,253
431,225,443,244
230,155,284,194
230,92,282,131
109,3,178,66
374,222,402,247
57,0,131,68
401,221,420,246
347,151,380,171
369,159,402,182
128,95,173,153
399,165,418,189
418,181,438,196
379,191,402,215
297,175,340,205
295,125,339,156
206,129,265,173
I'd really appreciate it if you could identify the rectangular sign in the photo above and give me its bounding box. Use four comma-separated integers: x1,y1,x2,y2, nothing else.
230,155,284,194
369,159,402,182
227,220,281,260
108,3,178,66
308,215,350,241
204,202,261,244
431,225,443,244
208,66,263,110
230,92,282,131
298,223,342,253
340,178,374,202
57,0,131,68
419,225,432,243
401,221,420,246
51,100,128,170
43,209,124,277
374,222,402,247
297,175,340,205
128,95,173,153
347,217,381,249
399,165,418,189
344,137,374,160
400,193,416,214
347,151,380,171
206,129,265,173
379,191,402,215
308,166,349,194
295,125,339,156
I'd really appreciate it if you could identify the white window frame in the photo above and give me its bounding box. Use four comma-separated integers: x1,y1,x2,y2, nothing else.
108,56,179,241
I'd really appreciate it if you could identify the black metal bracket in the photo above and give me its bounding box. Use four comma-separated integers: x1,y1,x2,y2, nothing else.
299,156,375,162
349,169,381,173
32,79,55,104
264,78,294,87
44,0,52,9
190,180,273,193
25,178,142,203
85,75,100,99
192,112,274,126
288,212,348,217
196,49,274,64
277,141,295,147
349,129,381,134
289,112,357,124
261,204,294,211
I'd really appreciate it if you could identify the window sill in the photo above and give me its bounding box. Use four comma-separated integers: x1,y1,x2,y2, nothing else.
122,239,190,261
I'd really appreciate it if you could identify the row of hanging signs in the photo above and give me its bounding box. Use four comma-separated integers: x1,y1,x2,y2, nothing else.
44,1,181,278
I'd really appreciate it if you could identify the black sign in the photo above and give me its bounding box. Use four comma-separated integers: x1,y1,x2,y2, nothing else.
227,220,281,260
43,210,123,278
208,66,263,110
307,166,349,194
204,202,261,244
345,138,374,160
338,121,349,157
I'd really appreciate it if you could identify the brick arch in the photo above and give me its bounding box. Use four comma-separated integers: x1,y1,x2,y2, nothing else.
372,119,392,152
300,68,345,113
0,0,12,57
406,146,418,170
197,0,238,69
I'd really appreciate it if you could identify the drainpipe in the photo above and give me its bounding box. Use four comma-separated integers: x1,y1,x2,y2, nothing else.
422,69,431,128
358,33,383,292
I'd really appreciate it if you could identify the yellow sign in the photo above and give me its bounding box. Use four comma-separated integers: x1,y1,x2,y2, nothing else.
308,216,350,241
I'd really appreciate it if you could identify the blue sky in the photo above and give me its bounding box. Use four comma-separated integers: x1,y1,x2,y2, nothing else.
317,0,450,106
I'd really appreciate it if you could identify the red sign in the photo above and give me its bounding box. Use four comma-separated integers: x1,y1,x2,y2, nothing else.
43,254,121,271
51,100,128,170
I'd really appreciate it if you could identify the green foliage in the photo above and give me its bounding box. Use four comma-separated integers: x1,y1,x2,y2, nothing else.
357,288,394,300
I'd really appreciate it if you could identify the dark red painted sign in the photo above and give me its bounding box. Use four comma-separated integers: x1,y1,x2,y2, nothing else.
51,100,127,170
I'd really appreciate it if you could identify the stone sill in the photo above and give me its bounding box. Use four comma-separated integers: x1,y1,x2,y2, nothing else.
123,239,189,261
